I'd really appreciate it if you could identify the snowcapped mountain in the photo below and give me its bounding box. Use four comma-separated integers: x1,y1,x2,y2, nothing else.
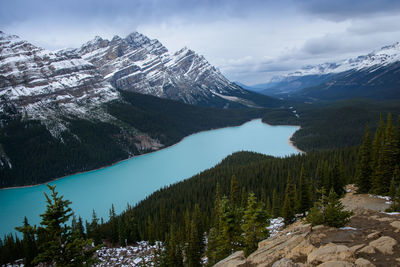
76,32,276,108
290,42,400,77
0,31,119,134
261,42,400,100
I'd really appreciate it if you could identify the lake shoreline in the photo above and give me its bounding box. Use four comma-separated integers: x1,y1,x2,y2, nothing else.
0,118,302,191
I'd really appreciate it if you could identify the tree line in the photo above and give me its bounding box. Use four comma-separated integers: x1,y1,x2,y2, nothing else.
355,113,400,211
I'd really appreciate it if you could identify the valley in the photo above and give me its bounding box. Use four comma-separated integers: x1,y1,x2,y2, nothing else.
1,5,400,265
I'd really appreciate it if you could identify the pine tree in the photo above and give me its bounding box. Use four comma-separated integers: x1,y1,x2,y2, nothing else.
186,204,203,267
324,188,353,228
216,196,236,261
266,196,272,218
32,184,97,266
306,187,327,226
15,217,37,267
371,115,385,193
230,175,240,208
272,188,280,218
184,208,191,244
380,113,398,193
241,193,269,256
109,204,119,245
165,225,183,267
207,185,221,266
241,187,247,209
281,174,295,224
298,166,311,216
355,124,373,193
205,227,218,266
282,191,294,225
86,209,101,245
147,216,155,245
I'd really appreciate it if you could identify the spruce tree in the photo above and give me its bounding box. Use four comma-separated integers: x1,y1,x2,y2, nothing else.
324,188,353,228
147,216,155,244
381,113,398,193
241,193,269,256
281,174,295,224
15,217,37,267
186,204,203,267
87,209,101,245
298,166,311,216
216,196,236,261
230,175,240,208
109,204,118,245
371,115,385,193
272,188,280,218
206,227,218,266
32,184,97,266
207,184,221,266
355,125,373,193
241,187,247,209
165,225,183,267
282,191,294,225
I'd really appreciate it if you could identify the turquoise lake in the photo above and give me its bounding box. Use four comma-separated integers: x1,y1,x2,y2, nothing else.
0,119,300,236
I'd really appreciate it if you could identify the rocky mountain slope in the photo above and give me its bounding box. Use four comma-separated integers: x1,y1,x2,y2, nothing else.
215,185,400,267
76,32,279,108
261,43,400,101
0,31,119,135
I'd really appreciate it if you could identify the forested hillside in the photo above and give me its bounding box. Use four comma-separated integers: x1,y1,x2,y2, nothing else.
0,91,267,188
281,99,400,151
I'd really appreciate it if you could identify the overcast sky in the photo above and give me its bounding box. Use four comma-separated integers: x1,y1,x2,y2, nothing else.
1,0,400,85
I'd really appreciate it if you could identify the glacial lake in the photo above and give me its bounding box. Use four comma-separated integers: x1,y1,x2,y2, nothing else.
0,119,300,236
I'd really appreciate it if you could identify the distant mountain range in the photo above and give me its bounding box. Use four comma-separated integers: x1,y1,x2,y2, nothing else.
249,42,400,101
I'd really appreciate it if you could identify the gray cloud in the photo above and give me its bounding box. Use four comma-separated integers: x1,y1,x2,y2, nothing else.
1,0,400,84
298,0,400,21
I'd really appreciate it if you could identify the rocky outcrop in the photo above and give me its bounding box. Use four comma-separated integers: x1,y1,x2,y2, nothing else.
307,243,355,265
368,236,397,255
0,31,119,123
214,251,247,267
214,207,400,267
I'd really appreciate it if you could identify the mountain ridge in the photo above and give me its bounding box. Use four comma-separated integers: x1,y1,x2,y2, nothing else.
76,31,280,108
260,42,400,100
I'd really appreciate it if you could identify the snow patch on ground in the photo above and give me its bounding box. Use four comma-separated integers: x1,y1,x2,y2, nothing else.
384,212,400,216
267,217,285,237
369,194,392,204
96,241,163,266
340,227,358,230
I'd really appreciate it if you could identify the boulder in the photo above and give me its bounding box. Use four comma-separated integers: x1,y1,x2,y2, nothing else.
358,245,375,254
248,234,306,267
366,231,380,239
349,244,365,252
354,258,375,267
213,251,247,267
317,261,355,267
369,236,398,255
287,239,316,261
390,221,400,230
307,243,355,265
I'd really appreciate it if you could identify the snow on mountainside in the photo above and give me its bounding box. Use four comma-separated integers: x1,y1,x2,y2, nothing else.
0,31,119,135
289,42,400,77
77,32,258,108
260,42,400,98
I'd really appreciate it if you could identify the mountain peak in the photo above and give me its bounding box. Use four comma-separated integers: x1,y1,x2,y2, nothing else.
124,31,151,46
